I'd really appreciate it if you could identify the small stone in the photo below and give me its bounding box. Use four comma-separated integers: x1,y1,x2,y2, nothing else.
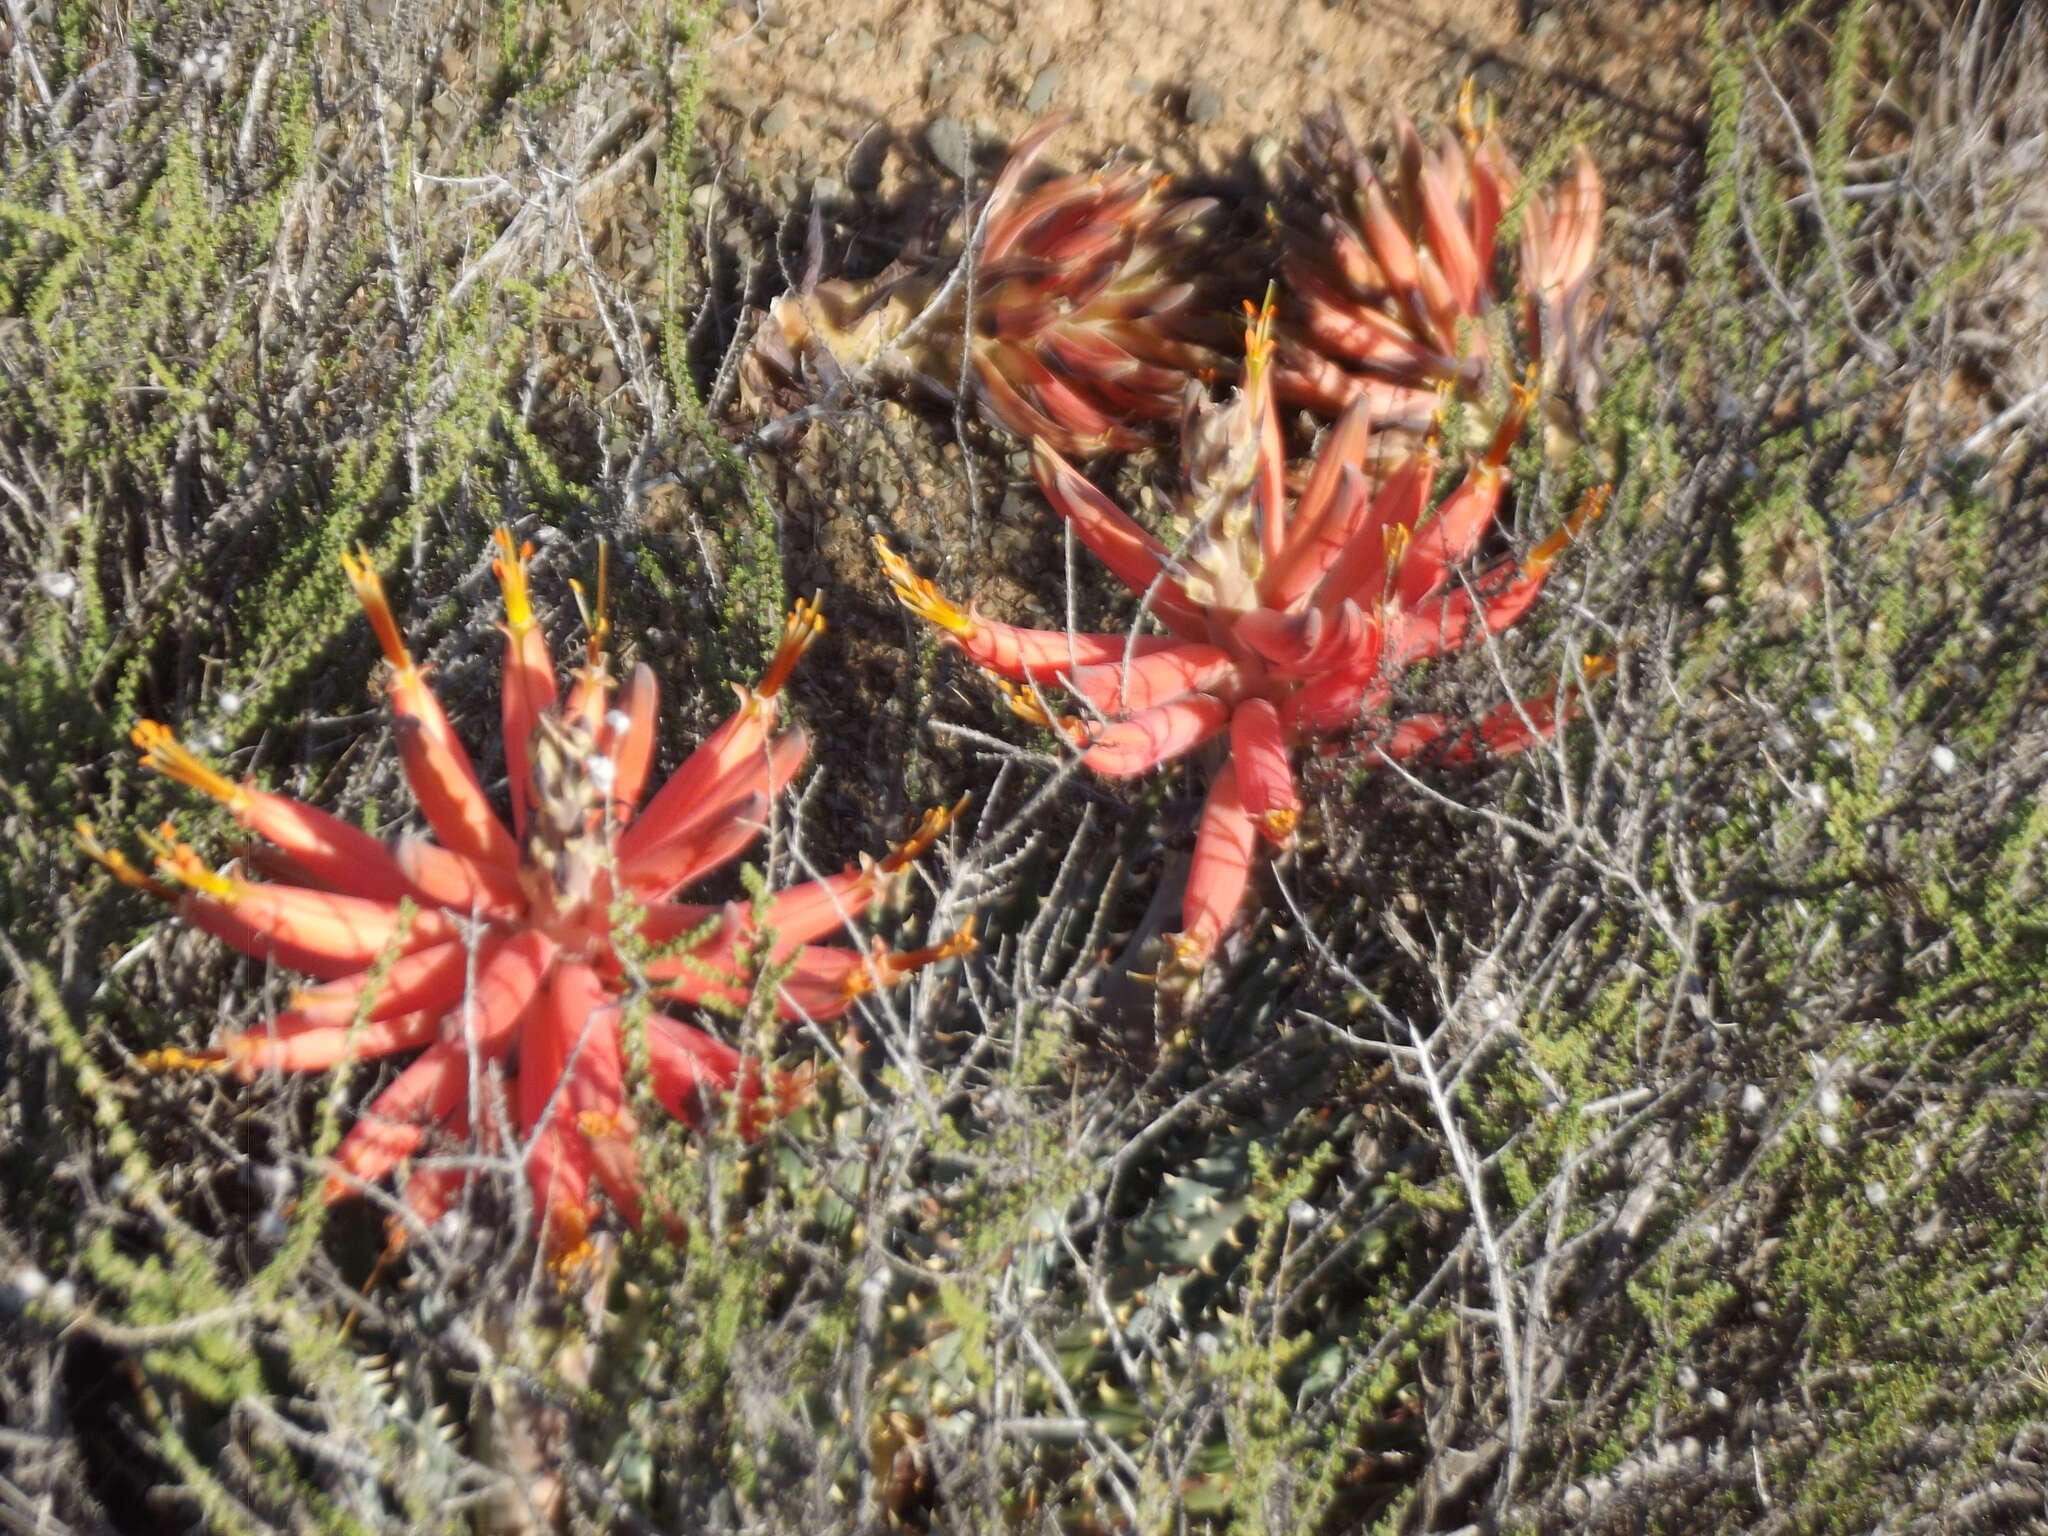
758,99,794,138
810,175,848,206
936,31,993,64
1249,133,1284,189
1303,52,1326,77
1929,743,1957,775
1125,74,1152,95
36,571,76,602
925,115,974,179
1183,80,1224,125
1472,58,1511,95
1024,39,1052,70
1025,66,1061,114
850,25,876,51
756,0,788,25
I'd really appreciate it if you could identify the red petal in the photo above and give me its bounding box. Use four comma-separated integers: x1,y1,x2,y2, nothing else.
1175,765,1257,967
1230,701,1301,845
1078,694,1231,777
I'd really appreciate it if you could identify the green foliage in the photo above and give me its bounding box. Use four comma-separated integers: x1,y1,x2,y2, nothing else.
2,0,2043,1531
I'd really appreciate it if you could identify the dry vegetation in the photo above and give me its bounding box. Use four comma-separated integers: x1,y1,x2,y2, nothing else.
3,0,2047,1532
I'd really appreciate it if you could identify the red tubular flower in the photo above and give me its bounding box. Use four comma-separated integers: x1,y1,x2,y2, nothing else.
880,301,1606,974
745,119,1228,456
1276,88,1606,447
88,537,973,1267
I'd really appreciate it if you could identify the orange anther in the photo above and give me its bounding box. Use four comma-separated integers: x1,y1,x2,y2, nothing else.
880,795,972,874
491,527,538,633
132,721,246,809
758,593,827,699
340,547,414,673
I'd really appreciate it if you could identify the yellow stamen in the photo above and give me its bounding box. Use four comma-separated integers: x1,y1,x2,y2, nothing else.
340,547,414,673
1164,931,1211,973
138,1046,229,1073
758,594,827,700
842,918,980,998
1240,285,1279,382
568,544,612,670
994,679,1083,742
543,1203,597,1277
880,795,972,874
1261,808,1299,842
75,821,175,898
873,537,975,638
491,527,538,634
1525,484,1610,576
1580,653,1618,685
131,721,247,810
144,829,237,904
1381,523,1412,592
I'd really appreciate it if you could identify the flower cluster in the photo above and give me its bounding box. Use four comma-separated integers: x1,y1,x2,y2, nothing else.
1275,91,1607,443
880,302,1605,970
84,535,971,1263
745,118,1226,455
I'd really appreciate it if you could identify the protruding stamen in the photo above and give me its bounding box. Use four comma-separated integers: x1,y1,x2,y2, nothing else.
138,1046,230,1073
568,544,612,671
879,795,972,874
75,821,175,898
1260,808,1299,842
1525,484,1610,576
1457,77,1486,147
144,828,237,903
842,917,979,997
1483,367,1541,472
758,595,827,700
543,1202,597,1277
994,679,1080,741
340,547,413,673
132,721,247,810
491,527,538,633
874,536,976,638
1381,523,1412,596
575,1110,628,1142
1580,653,1618,685
1163,930,1213,974
1241,285,1279,380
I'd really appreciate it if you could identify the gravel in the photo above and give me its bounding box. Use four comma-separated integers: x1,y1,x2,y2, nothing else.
925,115,974,179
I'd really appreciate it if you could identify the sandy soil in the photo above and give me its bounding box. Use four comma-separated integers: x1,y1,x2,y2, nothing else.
701,0,1521,187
